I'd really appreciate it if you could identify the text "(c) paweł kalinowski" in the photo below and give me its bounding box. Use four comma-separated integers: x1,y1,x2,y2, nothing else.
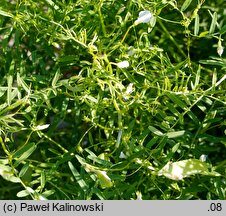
20,202,104,212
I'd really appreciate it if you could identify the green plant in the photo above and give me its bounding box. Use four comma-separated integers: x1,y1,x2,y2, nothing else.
0,0,225,200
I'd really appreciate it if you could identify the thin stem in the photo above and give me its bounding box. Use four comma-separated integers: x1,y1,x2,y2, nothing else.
98,1,107,37
121,25,134,44
158,19,187,59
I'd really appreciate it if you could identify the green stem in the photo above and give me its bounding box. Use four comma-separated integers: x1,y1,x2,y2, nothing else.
0,136,11,159
98,3,106,37
39,131,68,153
158,19,187,59
121,25,133,44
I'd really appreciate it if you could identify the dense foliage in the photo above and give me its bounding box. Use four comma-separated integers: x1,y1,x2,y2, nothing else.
0,0,225,199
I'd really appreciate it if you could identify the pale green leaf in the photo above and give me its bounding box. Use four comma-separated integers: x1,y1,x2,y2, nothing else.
0,164,20,183
0,9,13,17
194,14,200,36
51,69,61,88
148,125,163,136
166,130,185,138
17,189,31,198
181,0,193,12
17,73,30,93
158,159,221,180
199,31,209,37
7,75,13,105
93,170,113,188
209,12,217,34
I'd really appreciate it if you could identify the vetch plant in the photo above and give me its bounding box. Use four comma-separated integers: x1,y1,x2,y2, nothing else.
122,83,134,101
121,10,155,43
116,60,130,68
134,10,153,25
0,0,225,200
200,154,208,162
119,151,126,159
217,39,224,57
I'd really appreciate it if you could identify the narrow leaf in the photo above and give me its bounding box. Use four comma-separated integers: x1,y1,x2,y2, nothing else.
41,171,46,190
7,75,13,105
44,0,60,10
212,69,217,89
19,163,30,177
215,74,226,88
199,31,209,37
181,0,193,12
167,93,187,110
199,59,225,67
166,130,185,138
17,190,31,198
194,14,200,36
68,161,88,191
17,73,30,92
171,143,181,153
220,24,226,35
209,12,217,34
51,69,61,88
0,9,13,17
194,64,201,90
187,110,200,125
146,137,159,149
148,125,163,136
13,143,36,166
